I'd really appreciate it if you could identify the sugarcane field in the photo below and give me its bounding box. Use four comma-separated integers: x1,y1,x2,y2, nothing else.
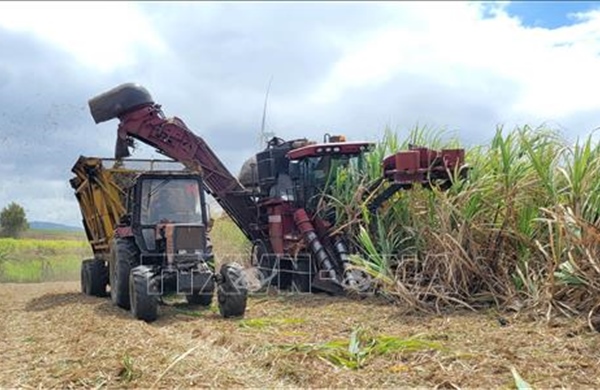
2,1,600,389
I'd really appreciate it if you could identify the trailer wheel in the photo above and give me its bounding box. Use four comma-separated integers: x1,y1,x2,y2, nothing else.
186,292,213,307
111,239,138,310
88,258,108,297
129,265,158,322
81,260,91,295
217,263,248,318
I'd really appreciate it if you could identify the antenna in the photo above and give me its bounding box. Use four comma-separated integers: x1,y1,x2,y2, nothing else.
259,76,274,148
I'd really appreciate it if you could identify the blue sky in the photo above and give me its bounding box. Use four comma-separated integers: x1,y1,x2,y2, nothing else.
505,1,600,28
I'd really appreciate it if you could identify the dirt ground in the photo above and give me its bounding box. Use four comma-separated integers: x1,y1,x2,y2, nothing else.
0,282,598,389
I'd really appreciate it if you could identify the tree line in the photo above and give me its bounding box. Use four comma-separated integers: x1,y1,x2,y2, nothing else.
0,202,28,238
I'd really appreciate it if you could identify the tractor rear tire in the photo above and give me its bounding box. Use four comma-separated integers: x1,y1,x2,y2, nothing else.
217,263,248,318
110,239,138,310
186,292,213,307
88,258,108,297
129,265,158,322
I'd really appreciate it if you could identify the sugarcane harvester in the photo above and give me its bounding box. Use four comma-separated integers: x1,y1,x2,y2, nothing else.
87,83,467,295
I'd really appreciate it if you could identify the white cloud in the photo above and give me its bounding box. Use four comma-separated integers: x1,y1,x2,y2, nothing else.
0,177,81,227
309,2,600,126
0,1,167,72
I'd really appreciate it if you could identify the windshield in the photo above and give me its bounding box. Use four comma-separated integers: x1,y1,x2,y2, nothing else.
305,154,362,186
140,179,203,224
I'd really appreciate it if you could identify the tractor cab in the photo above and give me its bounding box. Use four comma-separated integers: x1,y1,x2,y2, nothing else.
123,172,213,270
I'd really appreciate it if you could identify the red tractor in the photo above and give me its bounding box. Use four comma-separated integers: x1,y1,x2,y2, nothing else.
87,83,467,295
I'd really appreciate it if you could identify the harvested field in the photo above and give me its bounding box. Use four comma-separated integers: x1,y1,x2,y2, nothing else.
0,281,598,389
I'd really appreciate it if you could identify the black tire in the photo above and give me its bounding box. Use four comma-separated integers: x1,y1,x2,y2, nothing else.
186,291,213,307
218,263,248,318
81,260,91,295
110,239,138,310
88,258,108,297
129,265,158,322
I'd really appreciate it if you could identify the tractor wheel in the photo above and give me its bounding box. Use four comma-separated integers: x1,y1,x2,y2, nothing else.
217,263,248,318
81,259,91,295
129,265,158,322
88,258,108,297
110,239,138,310
186,291,213,307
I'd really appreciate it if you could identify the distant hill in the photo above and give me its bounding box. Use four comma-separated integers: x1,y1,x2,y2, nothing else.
29,221,83,232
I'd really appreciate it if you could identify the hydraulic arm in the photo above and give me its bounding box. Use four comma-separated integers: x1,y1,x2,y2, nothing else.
88,83,264,243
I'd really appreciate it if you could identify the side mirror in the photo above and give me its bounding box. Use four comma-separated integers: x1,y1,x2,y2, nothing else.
289,161,300,181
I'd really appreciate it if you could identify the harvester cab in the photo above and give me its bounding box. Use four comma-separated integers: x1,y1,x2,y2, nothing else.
242,133,377,295
286,134,374,212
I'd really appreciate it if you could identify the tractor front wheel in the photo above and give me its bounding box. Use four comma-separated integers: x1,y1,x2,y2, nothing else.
129,265,158,322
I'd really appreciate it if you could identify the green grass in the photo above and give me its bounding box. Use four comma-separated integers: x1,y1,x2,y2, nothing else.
210,214,251,265
21,229,86,241
0,236,90,283
280,327,442,370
